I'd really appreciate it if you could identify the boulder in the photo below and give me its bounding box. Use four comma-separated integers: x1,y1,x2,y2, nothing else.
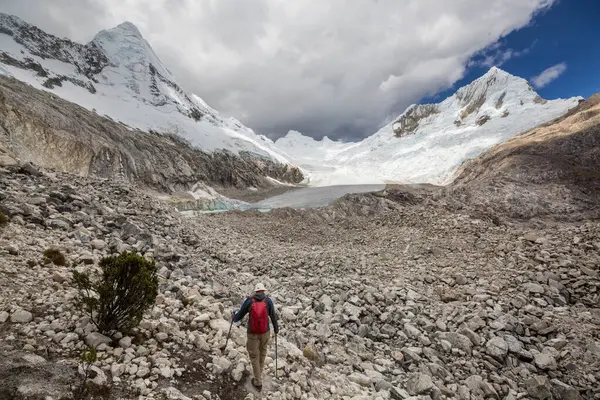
406,373,434,395
118,336,132,349
0,311,9,323
440,332,472,353
526,376,552,400
10,310,33,323
486,336,508,360
534,353,557,370
348,372,372,387
85,332,111,347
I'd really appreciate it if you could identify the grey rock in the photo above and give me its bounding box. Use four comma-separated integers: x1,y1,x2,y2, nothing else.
522,282,545,294
162,387,193,400
465,375,483,393
158,266,171,278
526,375,552,400
52,271,67,283
375,379,393,391
459,328,481,346
48,219,71,230
348,372,372,387
454,273,468,285
0,311,9,323
504,334,524,353
90,239,106,250
320,294,333,310
6,244,19,255
136,366,150,378
404,323,421,339
61,332,78,344
550,379,581,400
390,387,410,400
580,266,598,278
486,336,509,360
440,332,473,353
111,364,125,378
534,352,557,370
10,309,33,323
118,336,132,349
458,385,470,400
22,354,47,365
88,366,107,386
406,373,434,395
85,332,111,347
466,316,486,331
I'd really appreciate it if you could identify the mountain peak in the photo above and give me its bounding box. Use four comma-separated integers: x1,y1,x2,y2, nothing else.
486,65,509,76
93,21,145,44
476,66,523,85
113,21,144,38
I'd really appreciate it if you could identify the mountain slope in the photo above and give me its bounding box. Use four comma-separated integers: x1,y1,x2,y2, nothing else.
281,67,581,186
0,13,289,163
0,76,302,193
450,92,600,220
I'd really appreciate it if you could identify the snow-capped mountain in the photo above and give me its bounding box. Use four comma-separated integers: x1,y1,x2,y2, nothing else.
0,13,583,188
277,67,582,186
0,13,288,163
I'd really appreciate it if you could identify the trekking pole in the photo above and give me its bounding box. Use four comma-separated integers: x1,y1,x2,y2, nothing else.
224,315,234,352
275,333,278,379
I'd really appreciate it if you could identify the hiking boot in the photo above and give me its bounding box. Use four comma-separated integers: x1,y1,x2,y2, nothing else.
251,378,263,391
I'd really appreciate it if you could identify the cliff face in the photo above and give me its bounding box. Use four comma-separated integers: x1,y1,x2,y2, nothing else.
0,76,303,193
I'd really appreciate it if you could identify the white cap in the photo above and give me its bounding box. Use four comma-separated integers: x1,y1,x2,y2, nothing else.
254,282,266,292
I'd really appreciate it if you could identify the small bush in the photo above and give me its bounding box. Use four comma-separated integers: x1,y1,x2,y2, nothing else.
72,346,97,400
0,210,8,226
73,251,158,334
44,248,67,266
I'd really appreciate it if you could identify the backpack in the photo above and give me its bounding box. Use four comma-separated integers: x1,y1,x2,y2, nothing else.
249,297,269,334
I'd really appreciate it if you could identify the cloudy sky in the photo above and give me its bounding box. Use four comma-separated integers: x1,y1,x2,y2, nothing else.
0,0,587,140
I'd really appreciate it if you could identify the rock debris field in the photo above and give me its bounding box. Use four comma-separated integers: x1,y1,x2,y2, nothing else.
1,165,599,400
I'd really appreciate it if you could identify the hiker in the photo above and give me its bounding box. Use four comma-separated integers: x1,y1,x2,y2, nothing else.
232,283,279,391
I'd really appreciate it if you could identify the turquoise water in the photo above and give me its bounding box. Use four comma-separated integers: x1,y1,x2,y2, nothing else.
181,184,385,214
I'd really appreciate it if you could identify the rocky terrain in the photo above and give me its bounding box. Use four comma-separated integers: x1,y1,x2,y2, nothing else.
451,93,600,221
1,149,599,399
0,76,302,195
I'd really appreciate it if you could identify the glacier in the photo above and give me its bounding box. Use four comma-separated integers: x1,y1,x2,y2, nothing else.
276,67,582,186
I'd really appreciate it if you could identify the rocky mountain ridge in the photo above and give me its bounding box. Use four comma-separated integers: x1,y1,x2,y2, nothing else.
0,13,291,163
0,76,302,194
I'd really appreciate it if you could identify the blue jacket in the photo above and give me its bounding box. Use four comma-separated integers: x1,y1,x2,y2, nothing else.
233,292,279,334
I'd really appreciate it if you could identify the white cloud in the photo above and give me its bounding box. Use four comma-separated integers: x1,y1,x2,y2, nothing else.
0,0,556,139
531,62,568,88
469,39,537,69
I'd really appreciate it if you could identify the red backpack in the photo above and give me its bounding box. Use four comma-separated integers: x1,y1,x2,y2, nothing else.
249,297,269,334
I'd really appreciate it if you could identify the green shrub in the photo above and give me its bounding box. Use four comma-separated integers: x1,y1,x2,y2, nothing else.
0,210,8,226
44,248,67,266
72,346,97,400
73,251,159,334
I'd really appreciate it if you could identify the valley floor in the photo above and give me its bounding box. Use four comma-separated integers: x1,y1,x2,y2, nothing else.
1,166,599,400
